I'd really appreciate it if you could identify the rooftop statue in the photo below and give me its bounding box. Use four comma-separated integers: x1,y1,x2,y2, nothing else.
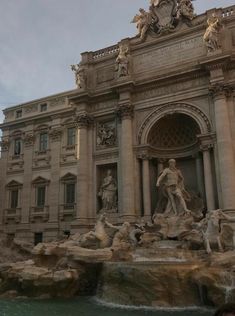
116,44,130,77
131,8,152,41
71,63,86,89
203,14,223,53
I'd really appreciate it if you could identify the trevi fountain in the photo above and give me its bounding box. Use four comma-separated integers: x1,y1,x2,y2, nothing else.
1,0,235,315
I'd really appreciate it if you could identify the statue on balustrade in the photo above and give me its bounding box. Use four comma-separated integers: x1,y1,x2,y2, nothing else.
98,170,117,212
116,44,130,77
71,63,86,89
156,159,191,217
203,14,223,53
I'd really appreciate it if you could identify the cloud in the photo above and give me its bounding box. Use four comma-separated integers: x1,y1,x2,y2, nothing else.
0,0,234,123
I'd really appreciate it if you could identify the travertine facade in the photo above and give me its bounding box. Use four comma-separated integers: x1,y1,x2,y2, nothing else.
1,2,235,243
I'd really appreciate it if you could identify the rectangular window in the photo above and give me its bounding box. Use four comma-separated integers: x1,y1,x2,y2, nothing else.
34,232,43,246
40,103,47,112
67,127,75,146
39,133,48,151
14,139,21,156
37,186,46,207
11,190,18,209
16,110,22,118
65,183,75,205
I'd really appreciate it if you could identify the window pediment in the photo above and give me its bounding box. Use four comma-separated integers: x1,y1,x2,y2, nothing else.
32,176,50,186
6,180,22,188
61,173,77,182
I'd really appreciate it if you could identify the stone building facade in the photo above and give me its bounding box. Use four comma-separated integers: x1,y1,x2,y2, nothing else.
1,2,235,243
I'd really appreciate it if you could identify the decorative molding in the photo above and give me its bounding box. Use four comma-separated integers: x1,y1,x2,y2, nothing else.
24,133,35,147
49,97,66,107
138,102,211,144
24,104,38,114
49,128,63,142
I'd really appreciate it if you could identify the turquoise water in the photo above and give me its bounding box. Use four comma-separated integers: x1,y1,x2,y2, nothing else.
0,297,213,316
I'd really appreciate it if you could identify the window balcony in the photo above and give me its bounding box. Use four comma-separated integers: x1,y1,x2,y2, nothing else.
4,208,21,224
30,206,49,223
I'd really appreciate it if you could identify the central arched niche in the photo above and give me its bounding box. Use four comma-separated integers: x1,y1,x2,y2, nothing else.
146,113,204,213
147,113,201,149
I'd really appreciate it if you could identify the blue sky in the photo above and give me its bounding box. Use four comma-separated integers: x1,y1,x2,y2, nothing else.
0,0,234,123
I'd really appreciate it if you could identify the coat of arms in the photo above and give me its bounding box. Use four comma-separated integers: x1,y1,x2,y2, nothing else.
132,0,196,41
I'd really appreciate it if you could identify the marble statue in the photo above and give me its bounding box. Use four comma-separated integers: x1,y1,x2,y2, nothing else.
156,159,191,216
196,209,232,254
97,123,116,147
131,8,152,40
129,224,145,246
105,221,131,248
203,14,223,53
152,213,168,240
98,170,117,212
116,44,130,77
176,0,195,21
79,214,111,249
71,64,86,89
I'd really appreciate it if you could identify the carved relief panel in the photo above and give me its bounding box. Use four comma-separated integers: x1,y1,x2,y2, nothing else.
96,120,117,149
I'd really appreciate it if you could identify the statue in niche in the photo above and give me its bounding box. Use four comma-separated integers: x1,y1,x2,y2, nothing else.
97,123,116,147
131,8,152,41
156,159,191,217
116,44,130,78
203,14,223,53
71,64,86,89
98,169,117,212
176,0,195,22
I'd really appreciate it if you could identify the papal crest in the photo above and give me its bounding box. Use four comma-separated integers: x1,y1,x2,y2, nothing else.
152,0,177,28
132,0,197,41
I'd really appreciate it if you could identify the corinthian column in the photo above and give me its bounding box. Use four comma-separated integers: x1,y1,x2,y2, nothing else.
201,144,215,210
211,84,235,209
141,155,152,218
117,103,135,220
21,130,35,224
76,113,93,222
49,125,62,223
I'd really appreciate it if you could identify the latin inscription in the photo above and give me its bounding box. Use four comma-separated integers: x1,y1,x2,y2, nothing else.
133,37,205,73
133,77,208,102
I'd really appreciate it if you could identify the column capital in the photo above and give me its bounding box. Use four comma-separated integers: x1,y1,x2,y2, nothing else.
75,113,94,128
200,143,214,152
209,83,234,100
198,133,216,152
116,103,133,121
23,133,35,147
137,153,152,160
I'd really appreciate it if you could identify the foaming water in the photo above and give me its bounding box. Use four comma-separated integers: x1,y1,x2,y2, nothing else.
0,297,213,316
93,297,213,315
